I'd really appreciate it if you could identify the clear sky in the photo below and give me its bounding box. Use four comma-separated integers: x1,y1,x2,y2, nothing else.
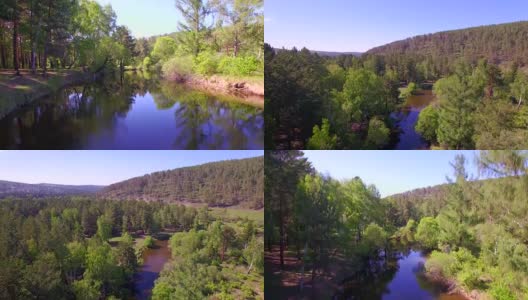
0,151,263,186
95,0,181,37
304,151,481,197
265,0,528,52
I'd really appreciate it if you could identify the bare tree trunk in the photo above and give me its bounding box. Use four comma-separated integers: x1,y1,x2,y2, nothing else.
279,196,285,269
43,0,52,76
13,15,20,76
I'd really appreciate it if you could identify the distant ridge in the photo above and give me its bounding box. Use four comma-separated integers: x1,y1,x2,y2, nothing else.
0,180,104,198
100,157,264,209
273,47,362,57
366,21,528,65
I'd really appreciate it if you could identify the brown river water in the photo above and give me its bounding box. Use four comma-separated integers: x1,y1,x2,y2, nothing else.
134,239,171,300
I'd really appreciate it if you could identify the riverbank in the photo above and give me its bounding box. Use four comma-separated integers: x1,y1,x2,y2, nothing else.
423,269,480,300
0,69,92,120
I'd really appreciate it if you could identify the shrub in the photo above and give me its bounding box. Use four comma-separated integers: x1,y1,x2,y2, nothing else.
365,117,390,149
307,118,338,149
162,56,194,82
143,57,152,70
144,236,155,249
489,282,516,300
194,51,219,76
425,251,458,278
218,55,260,76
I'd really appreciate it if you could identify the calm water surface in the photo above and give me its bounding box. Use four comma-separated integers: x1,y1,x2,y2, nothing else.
391,90,436,150
0,72,263,149
339,250,466,300
135,239,171,300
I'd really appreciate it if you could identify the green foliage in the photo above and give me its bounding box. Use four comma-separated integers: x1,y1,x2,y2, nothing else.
336,68,386,122
425,250,458,278
415,105,439,143
415,217,439,249
194,51,220,75
400,82,418,98
434,74,477,149
218,55,260,76
365,117,390,149
307,118,338,150
96,215,112,242
102,156,263,209
361,223,388,255
151,36,178,63
142,57,152,69
161,56,195,82
144,236,155,249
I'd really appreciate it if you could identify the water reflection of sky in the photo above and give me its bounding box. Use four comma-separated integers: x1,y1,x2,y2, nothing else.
0,76,263,150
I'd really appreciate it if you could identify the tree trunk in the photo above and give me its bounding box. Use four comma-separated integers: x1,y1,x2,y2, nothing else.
279,196,285,269
13,13,20,76
43,0,52,76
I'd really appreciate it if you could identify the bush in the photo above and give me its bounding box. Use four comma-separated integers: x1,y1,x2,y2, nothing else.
144,236,155,249
162,56,194,82
218,55,260,76
194,51,219,76
307,118,338,149
143,57,152,70
489,282,516,300
365,117,390,149
425,251,458,278
401,82,418,98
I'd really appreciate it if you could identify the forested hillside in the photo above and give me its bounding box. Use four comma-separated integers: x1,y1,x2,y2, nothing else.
0,180,103,197
101,157,264,209
367,21,528,66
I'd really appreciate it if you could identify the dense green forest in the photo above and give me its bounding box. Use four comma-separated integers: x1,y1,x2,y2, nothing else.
133,0,263,82
101,157,264,209
0,0,262,81
0,196,263,299
265,21,528,150
0,0,135,75
265,151,528,299
367,21,528,66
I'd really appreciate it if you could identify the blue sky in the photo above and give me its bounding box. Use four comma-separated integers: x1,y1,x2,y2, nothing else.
304,151,481,197
95,0,181,37
265,0,528,52
0,151,263,186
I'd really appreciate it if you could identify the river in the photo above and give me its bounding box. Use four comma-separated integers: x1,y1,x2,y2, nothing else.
391,90,436,150
134,239,171,300
338,250,466,300
0,72,263,149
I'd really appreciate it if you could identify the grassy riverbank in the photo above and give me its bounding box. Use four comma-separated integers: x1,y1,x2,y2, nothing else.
0,69,91,119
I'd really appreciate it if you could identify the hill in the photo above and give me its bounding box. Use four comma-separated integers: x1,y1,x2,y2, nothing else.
310,50,362,57
100,157,264,209
366,21,528,65
272,47,362,57
0,180,104,198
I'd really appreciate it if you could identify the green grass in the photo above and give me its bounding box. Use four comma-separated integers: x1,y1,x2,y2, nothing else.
210,207,263,224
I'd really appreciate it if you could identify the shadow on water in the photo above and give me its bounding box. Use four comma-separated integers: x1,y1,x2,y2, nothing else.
336,249,467,300
0,72,263,149
391,90,436,150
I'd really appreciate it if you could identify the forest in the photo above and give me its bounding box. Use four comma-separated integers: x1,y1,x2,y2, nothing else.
133,0,264,84
0,0,263,78
265,21,528,150
101,156,264,209
0,196,264,299
265,151,528,299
